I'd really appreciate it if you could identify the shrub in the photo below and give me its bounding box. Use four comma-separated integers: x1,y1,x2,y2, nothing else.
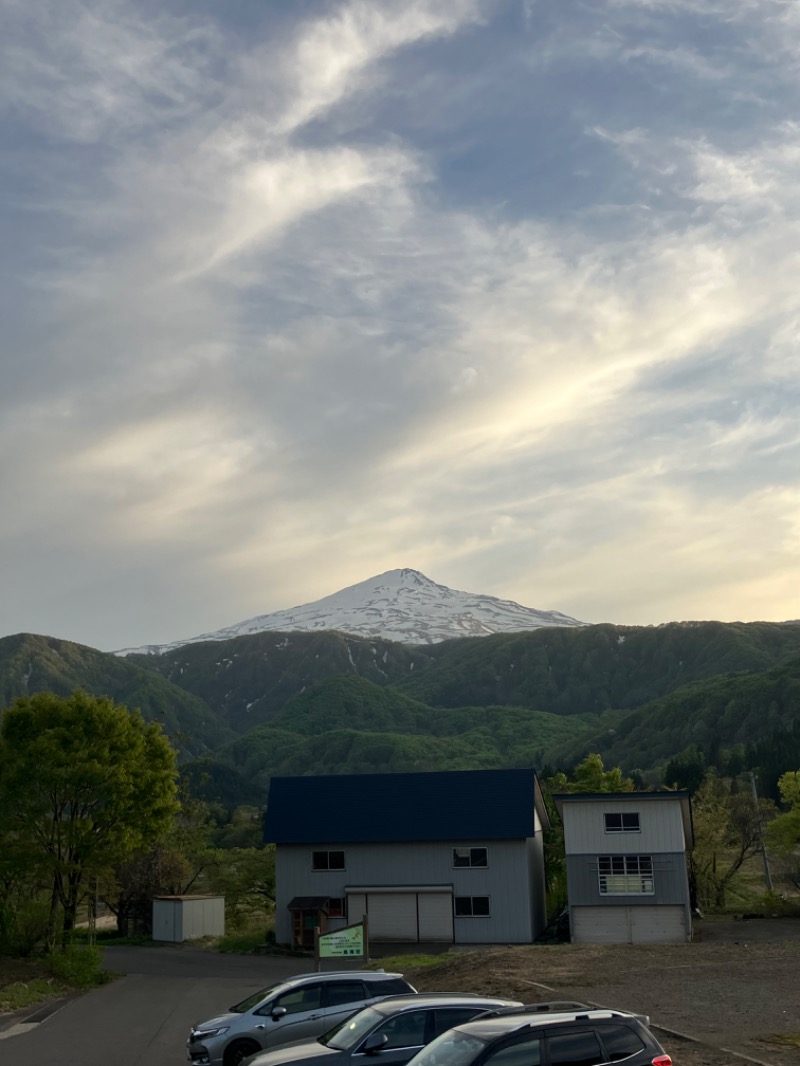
46,945,105,988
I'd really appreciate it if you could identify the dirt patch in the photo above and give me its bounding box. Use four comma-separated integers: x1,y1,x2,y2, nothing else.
403,923,800,1066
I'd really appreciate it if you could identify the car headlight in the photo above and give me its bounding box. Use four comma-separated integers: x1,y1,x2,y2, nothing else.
193,1027,230,1040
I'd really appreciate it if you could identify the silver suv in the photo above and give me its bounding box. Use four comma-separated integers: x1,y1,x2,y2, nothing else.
187,971,416,1066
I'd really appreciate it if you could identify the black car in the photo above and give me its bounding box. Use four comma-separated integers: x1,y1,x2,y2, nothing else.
403,1007,671,1066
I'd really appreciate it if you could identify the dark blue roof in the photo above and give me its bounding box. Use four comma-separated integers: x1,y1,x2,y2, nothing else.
263,768,543,844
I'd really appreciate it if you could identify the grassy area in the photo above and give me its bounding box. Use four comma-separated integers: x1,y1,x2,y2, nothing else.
0,947,111,1014
0,976,69,1012
369,953,443,971
215,927,273,953
765,1034,800,1049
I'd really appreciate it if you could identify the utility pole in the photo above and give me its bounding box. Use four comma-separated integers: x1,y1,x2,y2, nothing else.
749,771,773,892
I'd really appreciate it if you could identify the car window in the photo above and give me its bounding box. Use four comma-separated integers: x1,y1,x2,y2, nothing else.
366,978,413,996
259,984,323,1017
432,1009,491,1038
323,1007,384,1051
372,1010,428,1050
230,983,282,1013
411,1029,489,1066
483,1037,541,1066
598,1025,645,1062
546,1030,605,1066
325,981,368,1007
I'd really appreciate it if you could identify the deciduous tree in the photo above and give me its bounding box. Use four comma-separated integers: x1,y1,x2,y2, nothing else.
0,690,179,949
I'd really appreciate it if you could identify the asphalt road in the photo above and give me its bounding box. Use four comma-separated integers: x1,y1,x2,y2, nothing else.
0,946,311,1066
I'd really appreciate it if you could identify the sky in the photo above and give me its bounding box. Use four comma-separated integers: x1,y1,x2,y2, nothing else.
2,0,799,652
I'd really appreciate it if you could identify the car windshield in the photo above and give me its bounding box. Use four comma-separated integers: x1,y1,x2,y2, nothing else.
322,1007,385,1050
408,1030,489,1066
230,983,283,1014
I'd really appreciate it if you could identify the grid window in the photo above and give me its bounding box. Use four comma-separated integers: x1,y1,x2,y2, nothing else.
452,846,488,868
604,813,640,833
312,850,345,871
454,895,490,917
598,855,654,895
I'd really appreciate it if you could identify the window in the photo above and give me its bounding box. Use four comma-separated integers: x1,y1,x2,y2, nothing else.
433,1008,490,1038
483,1037,542,1066
265,984,322,1016
604,813,640,834
598,1023,646,1061
327,897,346,918
598,855,654,895
454,895,490,917
366,977,414,997
373,1009,428,1050
546,1030,605,1066
324,980,367,1007
312,850,345,870
452,846,488,868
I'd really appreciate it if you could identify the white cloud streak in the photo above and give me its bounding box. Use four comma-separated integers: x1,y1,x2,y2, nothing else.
1,0,800,647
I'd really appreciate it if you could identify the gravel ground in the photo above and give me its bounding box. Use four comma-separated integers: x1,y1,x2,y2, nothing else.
403,920,800,1066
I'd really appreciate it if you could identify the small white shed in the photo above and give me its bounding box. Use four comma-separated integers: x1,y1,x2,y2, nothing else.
152,894,225,942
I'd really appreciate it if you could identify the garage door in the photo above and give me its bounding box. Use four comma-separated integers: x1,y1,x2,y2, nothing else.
572,906,630,944
368,893,418,941
417,892,454,941
572,905,687,944
630,905,687,943
346,889,454,942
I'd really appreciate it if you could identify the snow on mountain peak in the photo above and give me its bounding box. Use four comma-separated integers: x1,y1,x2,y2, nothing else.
116,568,585,655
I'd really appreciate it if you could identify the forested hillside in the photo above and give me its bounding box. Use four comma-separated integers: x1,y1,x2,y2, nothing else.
1,621,799,804
211,674,619,792
126,630,431,733
397,621,800,713
0,633,233,755
556,652,800,796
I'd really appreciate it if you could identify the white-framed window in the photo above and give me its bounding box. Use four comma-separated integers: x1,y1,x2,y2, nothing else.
312,850,345,871
604,812,640,834
452,846,488,868
454,895,490,917
598,855,654,895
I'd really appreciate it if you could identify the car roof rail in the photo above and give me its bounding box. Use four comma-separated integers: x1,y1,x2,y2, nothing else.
480,1001,592,1018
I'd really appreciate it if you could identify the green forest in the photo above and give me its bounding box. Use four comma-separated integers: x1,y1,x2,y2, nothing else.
1,619,799,806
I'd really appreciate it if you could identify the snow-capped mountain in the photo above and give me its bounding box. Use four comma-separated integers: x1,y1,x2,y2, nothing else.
117,568,585,654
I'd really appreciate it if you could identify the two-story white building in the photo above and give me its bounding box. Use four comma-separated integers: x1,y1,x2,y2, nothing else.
554,790,693,944
263,768,551,948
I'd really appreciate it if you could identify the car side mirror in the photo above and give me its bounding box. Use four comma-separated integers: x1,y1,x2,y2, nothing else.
271,1007,288,1022
363,1034,389,1054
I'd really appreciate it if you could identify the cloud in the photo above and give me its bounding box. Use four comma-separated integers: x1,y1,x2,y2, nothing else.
2,0,800,647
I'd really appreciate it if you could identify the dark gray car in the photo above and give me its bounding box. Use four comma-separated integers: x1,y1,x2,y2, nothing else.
243,994,523,1066
401,1007,670,1066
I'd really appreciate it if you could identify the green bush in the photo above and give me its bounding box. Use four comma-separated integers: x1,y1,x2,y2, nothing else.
0,899,52,957
46,945,105,988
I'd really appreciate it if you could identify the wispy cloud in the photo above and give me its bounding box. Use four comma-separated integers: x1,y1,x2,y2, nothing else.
1,0,799,647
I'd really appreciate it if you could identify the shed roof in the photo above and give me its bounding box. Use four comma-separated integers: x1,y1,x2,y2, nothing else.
264,768,548,844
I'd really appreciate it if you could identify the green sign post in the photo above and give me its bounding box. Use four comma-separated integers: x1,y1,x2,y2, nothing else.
315,917,368,969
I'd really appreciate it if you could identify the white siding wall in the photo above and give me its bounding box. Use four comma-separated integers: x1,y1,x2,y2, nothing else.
562,799,687,855
274,839,539,945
